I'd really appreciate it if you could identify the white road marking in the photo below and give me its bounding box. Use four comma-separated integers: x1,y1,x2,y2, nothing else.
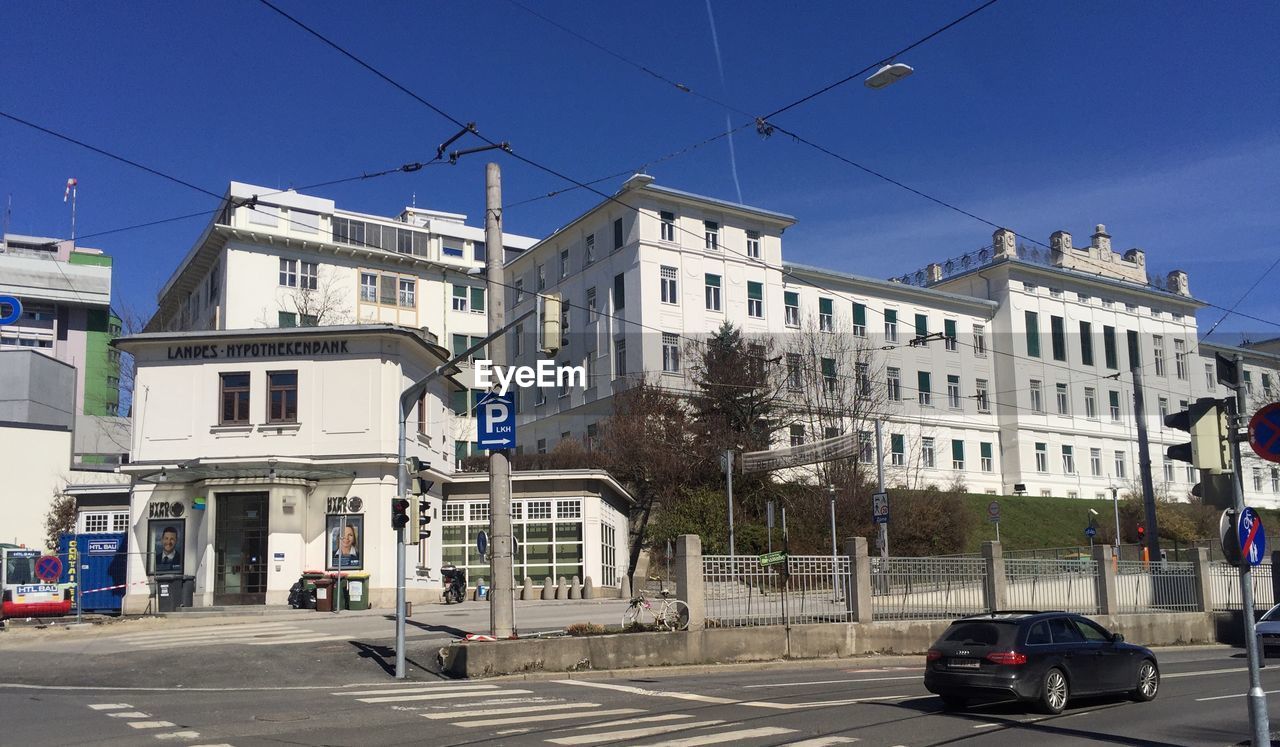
973,723,1002,729
108,711,151,718
546,720,725,745
496,728,533,735
128,721,177,729
632,726,796,746
1197,688,1280,701
154,731,201,740
246,635,350,646
744,676,921,688
341,683,499,697
1165,667,1247,678
457,708,644,728
88,703,132,710
108,623,296,641
779,738,860,746
358,688,531,703
423,702,591,720
556,679,909,710
574,714,692,729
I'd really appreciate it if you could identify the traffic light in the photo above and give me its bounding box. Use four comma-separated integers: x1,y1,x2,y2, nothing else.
1137,524,1145,541
406,457,434,497
1166,397,1235,508
419,502,432,541
391,497,410,531
539,293,562,356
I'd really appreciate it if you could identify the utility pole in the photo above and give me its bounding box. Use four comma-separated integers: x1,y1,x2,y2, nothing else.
1131,367,1160,561
875,419,888,559
725,450,735,559
1229,354,1270,746
827,484,838,599
487,162,514,640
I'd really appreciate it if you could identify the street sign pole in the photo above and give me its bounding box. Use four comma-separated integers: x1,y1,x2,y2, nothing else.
1228,354,1270,746
486,162,515,641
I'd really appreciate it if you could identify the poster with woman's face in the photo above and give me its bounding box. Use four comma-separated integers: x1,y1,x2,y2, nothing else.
327,515,363,570
149,520,185,575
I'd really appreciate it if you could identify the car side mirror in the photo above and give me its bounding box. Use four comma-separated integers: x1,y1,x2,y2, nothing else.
1111,633,1124,643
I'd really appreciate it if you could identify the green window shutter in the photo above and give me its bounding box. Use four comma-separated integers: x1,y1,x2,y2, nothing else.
784,291,799,306
819,298,833,315
1051,316,1066,361
980,442,992,459
1109,390,1120,409
706,273,721,287
451,389,468,416
471,286,486,312
1025,311,1040,357
918,371,931,392
1080,321,1094,365
1126,330,1140,368
453,284,466,300
748,281,763,300
944,319,957,340
821,358,836,377
452,334,468,356
915,314,928,337
892,434,904,453
454,440,468,462
278,311,297,328
1103,326,1117,368
885,309,897,324
853,303,866,326
952,439,964,461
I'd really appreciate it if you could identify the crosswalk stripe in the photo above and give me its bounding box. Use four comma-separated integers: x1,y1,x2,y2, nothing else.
573,714,692,729
780,738,860,746
457,708,644,728
128,721,177,730
108,623,296,641
422,702,592,720
88,703,132,710
246,635,349,646
547,720,724,745
154,731,202,740
358,688,531,704
128,634,322,651
107,711,149,718
632,727,796,747
342,684,500,697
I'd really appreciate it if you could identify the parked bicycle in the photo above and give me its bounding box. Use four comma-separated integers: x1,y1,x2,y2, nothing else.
622,577,690,631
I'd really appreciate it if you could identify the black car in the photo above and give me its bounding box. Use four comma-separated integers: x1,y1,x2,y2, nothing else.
924,611,1159,714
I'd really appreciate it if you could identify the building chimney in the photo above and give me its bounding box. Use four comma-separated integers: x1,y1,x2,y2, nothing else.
926,263,943,284
1050,230,1073,254
1091,224,1111,253
1166,270,1190,297
992,228,1016,259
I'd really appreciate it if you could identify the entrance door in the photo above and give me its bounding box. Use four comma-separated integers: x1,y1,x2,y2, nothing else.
214,492,269,605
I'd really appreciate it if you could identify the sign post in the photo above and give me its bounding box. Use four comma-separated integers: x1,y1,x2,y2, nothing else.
477,392,516,450
988,501,1001,543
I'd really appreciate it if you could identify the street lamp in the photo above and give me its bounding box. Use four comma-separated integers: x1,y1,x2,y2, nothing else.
865,62,914,89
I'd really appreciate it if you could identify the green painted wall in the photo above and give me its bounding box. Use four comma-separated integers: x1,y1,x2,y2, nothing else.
82,309,121,415
67,253,112,267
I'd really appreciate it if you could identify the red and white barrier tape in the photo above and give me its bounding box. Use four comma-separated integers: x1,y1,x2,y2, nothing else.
75,579,153,595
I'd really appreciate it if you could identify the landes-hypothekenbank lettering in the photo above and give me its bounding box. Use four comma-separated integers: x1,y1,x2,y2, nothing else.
166,340,350,360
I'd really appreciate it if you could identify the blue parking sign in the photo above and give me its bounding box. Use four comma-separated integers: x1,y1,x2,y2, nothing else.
477,391,515,450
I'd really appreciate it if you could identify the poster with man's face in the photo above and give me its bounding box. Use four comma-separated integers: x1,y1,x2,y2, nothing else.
327,515,364,571
149,520,185,575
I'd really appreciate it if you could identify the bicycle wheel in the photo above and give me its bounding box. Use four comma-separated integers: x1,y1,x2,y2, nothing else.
622,602,642,629
660,600,691,631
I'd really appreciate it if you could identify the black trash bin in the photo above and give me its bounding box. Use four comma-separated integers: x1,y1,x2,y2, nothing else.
181,576,195,608
154,574,182,612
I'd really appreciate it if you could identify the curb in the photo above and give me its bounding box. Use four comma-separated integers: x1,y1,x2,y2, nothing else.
473,654,929,682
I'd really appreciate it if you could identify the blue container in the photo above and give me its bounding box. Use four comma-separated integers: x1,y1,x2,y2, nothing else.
58,533,128,614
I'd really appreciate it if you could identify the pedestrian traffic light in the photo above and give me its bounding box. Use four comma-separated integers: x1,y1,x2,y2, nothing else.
419,503,432,541
539,293,562,356
406,456,434,496
1137,524,1145,541
1166,397,1235,508
391,497,410,531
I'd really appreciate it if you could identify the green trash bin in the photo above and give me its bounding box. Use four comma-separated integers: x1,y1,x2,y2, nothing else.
301,570,325,610
345,572,371,610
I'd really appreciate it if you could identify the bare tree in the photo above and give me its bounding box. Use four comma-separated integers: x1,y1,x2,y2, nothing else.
258,267,352,327
44,489,77,551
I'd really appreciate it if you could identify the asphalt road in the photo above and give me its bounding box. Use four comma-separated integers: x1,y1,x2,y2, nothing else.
2,609,1279,746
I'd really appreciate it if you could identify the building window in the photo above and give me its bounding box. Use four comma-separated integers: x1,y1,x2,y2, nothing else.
1205,363,1216,390
1127,329,1141,369
1153,335,1166,376
976,379,990,413
1175,339,1188,380
514,278,525,305
922,437,936,468
947,375,961,409
452,284,468,312
1080,321,1094,366
660,212,675,242
918,371,932,406
267,370,298,424
279,258,297,287
787,353,802,391
470,286,485,313
1090,448,1102,476
1273,468,1279,493
278,311,297,328
856,431,872,462
952,439,965,470
980,442,993,472
1062,445,1075,474
891,434,905,466
704,274,721,311
1056,383,1069,415
442,243,464,258
613,273,626,311
360,272,377,302
1254,467,1264,491
747,281,764,318
852,303,866,337
944,319,958,352
220,372,250,425
614,338,627,377
822,357,837,394
784,291,800,327
513,323,524,358
885,309,898,343
660,266,678,304
915,313,928,339
1109,390,1121,422
1164,458,1175,483
537,264,546,291
886,367,902,401
613,218,624,250
583,287,597,324
1051,315,1066,361
704,220,719,250
1103,326,1118,369
973,324,987,357
1114,451,1127,479
746,230,760,259
819,297,833,332
1025,311,1040,357
1158,396,1169,423
1035,443,1048,473
1266,373,1275,400
856,362,870,397
790,425,805,447
662,333,680,373
559,248,570,279
399,278,416,308
601,523,617,588
1084,387,1097,419
1030,380,1043,413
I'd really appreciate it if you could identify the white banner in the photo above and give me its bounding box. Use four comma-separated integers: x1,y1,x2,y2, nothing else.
741,432,855,473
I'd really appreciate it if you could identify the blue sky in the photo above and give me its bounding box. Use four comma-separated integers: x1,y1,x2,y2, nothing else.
1,1,1277,335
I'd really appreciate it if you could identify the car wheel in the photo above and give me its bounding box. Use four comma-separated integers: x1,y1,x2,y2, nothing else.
940,695,967,711
1133,659,1159,702
1039,668,1069,714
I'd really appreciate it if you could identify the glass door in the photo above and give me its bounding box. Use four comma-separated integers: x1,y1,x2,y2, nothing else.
214,492,268,605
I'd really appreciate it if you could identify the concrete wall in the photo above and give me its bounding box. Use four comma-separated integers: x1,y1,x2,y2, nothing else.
0,349,76,429
0,422,72,547
439,612,1216,678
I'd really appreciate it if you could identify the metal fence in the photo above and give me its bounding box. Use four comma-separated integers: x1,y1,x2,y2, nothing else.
1116,560,1199,613
870,556,987,621
702,555,852,628
1005,558,1100,615
1210,562,1275,612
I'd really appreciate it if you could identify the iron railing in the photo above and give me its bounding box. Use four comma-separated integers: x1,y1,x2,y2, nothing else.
702,554,852,628
1005,558,1100,615
1210,562,1275,612
870,556,987,621
1116,560,1198,613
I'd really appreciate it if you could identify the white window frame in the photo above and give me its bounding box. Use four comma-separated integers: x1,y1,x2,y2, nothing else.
660,266,678,305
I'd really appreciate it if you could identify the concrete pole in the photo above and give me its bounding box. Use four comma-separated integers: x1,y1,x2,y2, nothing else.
395,414,407,677
1112,486,1121,558
1132,367,1161,559
828,485,838,600
725,450,735,559
486,163,514,640
875,419,888,559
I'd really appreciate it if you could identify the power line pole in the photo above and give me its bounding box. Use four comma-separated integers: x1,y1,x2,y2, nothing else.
486,162,515,640
1131,367,1160,560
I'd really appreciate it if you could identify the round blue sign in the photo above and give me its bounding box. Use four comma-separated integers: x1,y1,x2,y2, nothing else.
1238,507,1267,567
0,295,22,326
1084,526,1096,538
476,530,488,557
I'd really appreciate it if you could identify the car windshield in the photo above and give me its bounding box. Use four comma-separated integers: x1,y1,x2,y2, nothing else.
1262,605,1280,622
943,622,1006,646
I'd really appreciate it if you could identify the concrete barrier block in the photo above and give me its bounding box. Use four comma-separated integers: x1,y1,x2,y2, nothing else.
620,575,632,599
522,577,534,600
542,577,555,600
583,577,595,599
570,576,582,600
556,576,569,600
